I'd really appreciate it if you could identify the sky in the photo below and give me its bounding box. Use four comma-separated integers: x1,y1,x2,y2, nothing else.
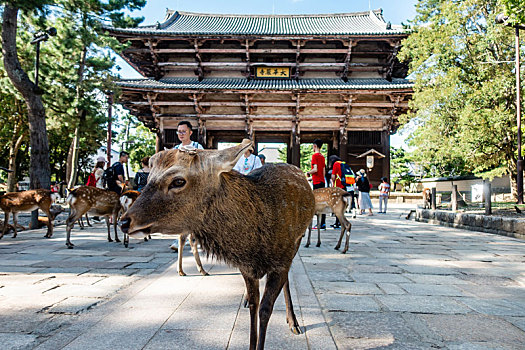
115,0,419,148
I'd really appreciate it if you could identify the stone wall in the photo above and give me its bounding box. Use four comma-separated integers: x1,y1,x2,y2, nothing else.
413,209,525,240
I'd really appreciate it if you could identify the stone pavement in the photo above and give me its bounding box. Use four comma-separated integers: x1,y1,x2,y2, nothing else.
0,206,524,349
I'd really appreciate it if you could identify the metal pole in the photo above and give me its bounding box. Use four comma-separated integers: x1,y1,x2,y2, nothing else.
34,41,40,88
516,27,524,204
107,93,113,168
30,41,41,229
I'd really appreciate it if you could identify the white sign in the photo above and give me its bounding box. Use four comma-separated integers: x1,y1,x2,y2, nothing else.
471,184,483,202
366,155,374,169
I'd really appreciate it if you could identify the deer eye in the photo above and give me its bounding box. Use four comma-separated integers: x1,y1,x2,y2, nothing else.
169,178,186,190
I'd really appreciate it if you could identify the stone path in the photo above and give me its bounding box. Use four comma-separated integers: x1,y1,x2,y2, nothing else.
0,206,524,349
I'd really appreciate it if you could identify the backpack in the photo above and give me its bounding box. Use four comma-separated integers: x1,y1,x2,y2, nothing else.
86,171,97,187
102,163,118,188
337,161,356,189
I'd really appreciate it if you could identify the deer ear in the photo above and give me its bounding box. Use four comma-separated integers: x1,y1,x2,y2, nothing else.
209,139,253,174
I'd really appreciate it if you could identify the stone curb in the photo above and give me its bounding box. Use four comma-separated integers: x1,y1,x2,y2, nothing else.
413,209,525,240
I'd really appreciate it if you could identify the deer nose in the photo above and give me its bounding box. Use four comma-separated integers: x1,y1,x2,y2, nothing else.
119,218,131,233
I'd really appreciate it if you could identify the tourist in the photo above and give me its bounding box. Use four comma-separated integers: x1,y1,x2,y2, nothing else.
134,156,150,193
307,139,326,229
233,149,262,175
378,177,390,213
356,169,373,216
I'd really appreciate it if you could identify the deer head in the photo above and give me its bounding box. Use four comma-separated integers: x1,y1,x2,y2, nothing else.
121,139,252,237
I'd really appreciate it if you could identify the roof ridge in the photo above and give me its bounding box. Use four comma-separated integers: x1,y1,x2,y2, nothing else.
165,9,383,19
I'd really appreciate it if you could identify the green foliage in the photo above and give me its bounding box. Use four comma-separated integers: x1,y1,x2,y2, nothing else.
116,115,156,172
501,0,525,25
0,0,146,184
398,0,522,183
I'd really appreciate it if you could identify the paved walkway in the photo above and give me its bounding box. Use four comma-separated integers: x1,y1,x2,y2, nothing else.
0,207,524,349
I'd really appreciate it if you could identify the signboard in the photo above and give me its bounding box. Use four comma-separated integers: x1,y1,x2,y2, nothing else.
366,155,374,169
471,184,483,202
255,67,290,79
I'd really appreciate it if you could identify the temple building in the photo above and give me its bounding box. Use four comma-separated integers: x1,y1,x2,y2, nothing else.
107,9,412,183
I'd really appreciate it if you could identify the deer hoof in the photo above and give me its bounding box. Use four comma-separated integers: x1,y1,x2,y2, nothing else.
108,238,113,242
115,239,121,243
143,237,148,242
316,243,321,247
243,298,249,308
201,271,209,276
178,271,186,276
334,246,340,250
305,243,309,248
341,249,347,254
290,325,302,335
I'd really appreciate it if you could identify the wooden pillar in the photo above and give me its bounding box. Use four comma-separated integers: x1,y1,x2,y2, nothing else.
381,131,390,181
155,131,163,153
484,180,492,215
289,130,300,166
431,188,437,210
451,184,458,212
339,130,348,163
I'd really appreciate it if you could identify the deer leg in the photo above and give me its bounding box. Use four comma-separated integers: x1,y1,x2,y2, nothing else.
42,208,53,238
241,271,260,350
188,235,208,276
1,211,9,239
257,270,288,350
341,220,352,254
12,212,18,238
113,211,120,243
316,214,321,247
65,209,82,248
283,278,301,335
178,234,187,276
85,214,92,227
305,221,312,247
105,216,113,242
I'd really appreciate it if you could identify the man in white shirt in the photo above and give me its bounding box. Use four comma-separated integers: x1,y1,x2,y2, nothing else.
233,149,262,175
170,121,204,251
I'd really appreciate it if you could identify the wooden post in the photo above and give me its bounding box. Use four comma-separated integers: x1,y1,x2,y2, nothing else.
451,184,458,212
431,187,437,210
381,130,390,181
484,179,492,215
339,130,348,162
291,132,300,167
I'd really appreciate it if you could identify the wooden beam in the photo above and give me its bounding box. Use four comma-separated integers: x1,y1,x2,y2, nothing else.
341,40,354,81
145,40,162,79
194,39,204,80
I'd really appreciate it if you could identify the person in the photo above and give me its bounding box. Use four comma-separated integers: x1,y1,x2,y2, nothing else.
258,153,266,165
378,177,390,213
173,120,204,151
329,155,356,227
306,139,326,229
170,121,204,251
93,156,106,189
356,169,373,215
107,151,129,195
233,149,262,175
134,156,150,192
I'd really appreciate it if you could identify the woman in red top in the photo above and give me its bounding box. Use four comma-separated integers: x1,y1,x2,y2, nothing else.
307,139,326,229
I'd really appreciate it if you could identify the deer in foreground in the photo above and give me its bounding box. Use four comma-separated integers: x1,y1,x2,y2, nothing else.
120,140,315,350
305,187,352,254
65,186,121,248
0,189,60,239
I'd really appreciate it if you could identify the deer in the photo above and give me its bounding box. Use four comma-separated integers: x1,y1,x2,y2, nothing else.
0,189,60,239
119,140,315,350
65,186,121,248
423,188,431,209
305,187,353,254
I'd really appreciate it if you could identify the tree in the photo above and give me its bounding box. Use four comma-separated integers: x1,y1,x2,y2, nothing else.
1,2,53,191
398,0,523,195
501,0,525,24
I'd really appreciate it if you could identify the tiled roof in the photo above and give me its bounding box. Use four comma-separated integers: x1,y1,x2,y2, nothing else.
107,9,408,36
117,78,413,90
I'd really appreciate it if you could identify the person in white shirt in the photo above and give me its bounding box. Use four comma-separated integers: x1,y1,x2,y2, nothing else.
170,121,204,251
233,149,262,175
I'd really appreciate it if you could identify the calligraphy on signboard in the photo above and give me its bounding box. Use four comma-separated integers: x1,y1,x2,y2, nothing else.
255,67,291,79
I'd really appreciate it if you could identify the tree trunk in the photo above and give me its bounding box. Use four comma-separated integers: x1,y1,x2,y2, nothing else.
1,5,51,191
7,121,27,192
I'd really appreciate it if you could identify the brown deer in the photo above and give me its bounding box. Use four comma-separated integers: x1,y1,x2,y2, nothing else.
65,186,121,248
0,189,60,239
305,187,353,254
120,140,314,350
423,188,431,209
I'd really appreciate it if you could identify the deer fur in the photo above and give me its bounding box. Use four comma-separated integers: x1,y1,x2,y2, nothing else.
36,204,64,229
120,140,315,350
423,188,431,209
0,189,60,239
305,187,352,254
65,186,121,248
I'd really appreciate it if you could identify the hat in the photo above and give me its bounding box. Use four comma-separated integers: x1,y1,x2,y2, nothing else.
359,169,366,175
96,156,107,163
258,154,266,159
